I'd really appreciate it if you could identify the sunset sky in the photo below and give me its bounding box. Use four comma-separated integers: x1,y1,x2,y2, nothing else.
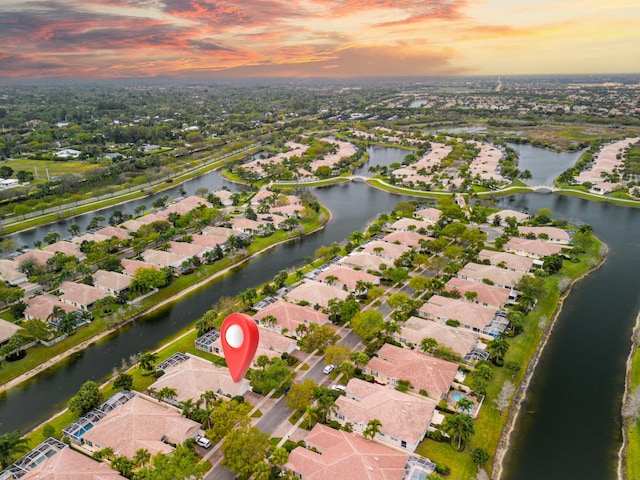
1,0,639,80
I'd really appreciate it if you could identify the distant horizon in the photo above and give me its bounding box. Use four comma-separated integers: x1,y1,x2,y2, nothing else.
1,0,639,80
1,72,639,88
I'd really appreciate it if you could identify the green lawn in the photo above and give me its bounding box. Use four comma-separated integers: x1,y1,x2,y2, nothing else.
5,159,97,176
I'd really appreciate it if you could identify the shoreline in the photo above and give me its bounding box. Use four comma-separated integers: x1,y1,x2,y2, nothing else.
493,243,609,479
0,209,331,396
617,309,640,480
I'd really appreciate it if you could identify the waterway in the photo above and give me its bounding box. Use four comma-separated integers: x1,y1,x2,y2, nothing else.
1,145,638,480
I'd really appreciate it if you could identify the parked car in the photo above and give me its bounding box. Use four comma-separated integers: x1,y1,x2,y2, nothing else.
331,384,346,391
195,435,212,448
323,364,335,375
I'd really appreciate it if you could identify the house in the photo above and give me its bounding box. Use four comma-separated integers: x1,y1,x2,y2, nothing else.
457,262,525,290
169,241,210,259
93,270,132,296
13,440,127,480
141,249,189,270
505,237,563,259
517,226,572,245
59,282,106,310
229,217,262,234
286,280,349,309
211,189,234,206
202,226,236,239
445,277,514,308
80,395,200,459
256,213,287,229
14,250,55,267
477,249,534,272
363,344,458,401
150,353,249,400
418,294,498,333
190,234,227,249
251,189,276,206
24,294,77,322
210,325,297,364
94,225,131,240
339,253,389,272
70,232,110,245
390,217,433,233
119,219,146,233
271,204,305,217
121,258,159,277
382,230,432,248
316,265,379,292
160,196,212,217
0,318,21,346
253,299,329,337
0,259,27,285
332,378,438,452
285,424,413,480
54,148,81,159
414,207,442,225
361,240,411,261
393,316,489,363
42,241,84,260
3,438,126,480
487,209,531,226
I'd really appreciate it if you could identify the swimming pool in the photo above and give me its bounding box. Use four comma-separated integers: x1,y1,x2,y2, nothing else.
451,392,465,402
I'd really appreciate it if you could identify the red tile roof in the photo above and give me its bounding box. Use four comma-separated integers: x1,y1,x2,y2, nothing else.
285,424,409,480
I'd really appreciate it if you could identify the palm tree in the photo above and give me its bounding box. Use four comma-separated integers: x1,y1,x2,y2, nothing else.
363,419,382,440
269,446,289,467
455,397,474,415
252,461,272,480
179,398,197,418
324,275,338,286
0,431,30,469
137,351,159,372
157,386,177,403
68,223,81,237
443,413,475,450
487,337,510,365
0,430,29,469
421,337,438,354
305,405,319,428
133,448,151,468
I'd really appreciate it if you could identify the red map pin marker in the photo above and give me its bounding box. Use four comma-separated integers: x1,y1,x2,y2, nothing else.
220,312,259,382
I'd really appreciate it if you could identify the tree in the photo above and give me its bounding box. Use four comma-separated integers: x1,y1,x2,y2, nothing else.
442,413,475,450
350,352,369,369
298,323,339,354
138,351,159,372
363,418,382,440
208,399,251,442
286,379,317,412
134,444,208,480
324,345,350,367
421,337,438,354
131,268,166,296
43,231,60,245
250,357,294,395
339,360,355,381
221,425,270,479
456,397,474,414
487,337,510,365
409,275,430,292
0,431,30,469
133,448,151,468
68,381,103,416
156,386,178,403
113,372,134,391
471,447,490,467
350,309,385,341
111,456,135,477
68,223,81,237
269,446,289,467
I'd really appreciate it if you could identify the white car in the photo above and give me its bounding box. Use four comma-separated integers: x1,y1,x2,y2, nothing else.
331,384,346,392
323,364,335,374
195,435,211,448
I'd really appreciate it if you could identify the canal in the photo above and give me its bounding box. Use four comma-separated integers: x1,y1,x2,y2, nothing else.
1,144,638,480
